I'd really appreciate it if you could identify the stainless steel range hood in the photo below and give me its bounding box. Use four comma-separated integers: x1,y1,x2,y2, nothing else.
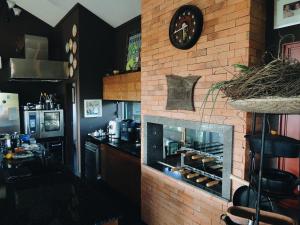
9,35,68,81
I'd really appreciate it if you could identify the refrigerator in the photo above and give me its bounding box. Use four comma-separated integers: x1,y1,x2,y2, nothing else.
0,93,20,134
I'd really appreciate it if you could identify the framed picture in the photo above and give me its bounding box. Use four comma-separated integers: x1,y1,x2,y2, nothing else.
274,0,300,29
84,99,102,118
125,32,141,71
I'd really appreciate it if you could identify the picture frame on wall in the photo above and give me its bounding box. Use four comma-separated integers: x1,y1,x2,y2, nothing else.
84,99,102,118
125,32,141,71
274,0,300,29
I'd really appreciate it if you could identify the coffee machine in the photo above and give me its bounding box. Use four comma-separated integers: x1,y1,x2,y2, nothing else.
120,119,141,142
108,119,121,139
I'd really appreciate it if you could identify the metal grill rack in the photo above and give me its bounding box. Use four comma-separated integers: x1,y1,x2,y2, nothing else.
179,143,224,180
180,143,223,160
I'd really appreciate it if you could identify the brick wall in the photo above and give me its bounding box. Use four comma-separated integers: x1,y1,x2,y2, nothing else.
141,0,266,224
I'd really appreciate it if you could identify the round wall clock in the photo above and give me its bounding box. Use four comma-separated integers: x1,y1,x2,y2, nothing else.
169,5,203,50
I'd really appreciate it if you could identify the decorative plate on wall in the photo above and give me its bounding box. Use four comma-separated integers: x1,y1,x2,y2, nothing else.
69,53,74,64
73,58,77,70
72,41,77,54
65,42,70,53
72,24,77,37
68,38,73,50
69,66,74,78
65,24,79,79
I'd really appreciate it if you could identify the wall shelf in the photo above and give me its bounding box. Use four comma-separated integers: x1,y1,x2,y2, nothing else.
103,71,141,101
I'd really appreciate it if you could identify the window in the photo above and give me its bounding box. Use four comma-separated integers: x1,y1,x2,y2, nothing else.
118,102,141,122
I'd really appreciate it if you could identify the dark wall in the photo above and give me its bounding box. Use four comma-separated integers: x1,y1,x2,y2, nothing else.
55,4,118,172
266,0,300,57
114,16,141,71
0,2,64,110
265,1,300,169
0,1,141,172
77,5,116,144
55,5,80,74
0,82,64,106
0,1,58,62
54,5,80,166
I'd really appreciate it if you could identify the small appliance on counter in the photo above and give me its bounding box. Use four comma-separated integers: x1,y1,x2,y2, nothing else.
120,119,140,142
108,118,121,139
23,109,64,139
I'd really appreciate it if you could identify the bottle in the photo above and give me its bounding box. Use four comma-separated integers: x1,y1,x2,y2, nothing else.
39,92,45,109
11,132,19,150
44,92,49,110
5,134,11,151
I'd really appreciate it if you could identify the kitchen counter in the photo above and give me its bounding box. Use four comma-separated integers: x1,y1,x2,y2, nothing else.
87,135,141,158
0,156,121,225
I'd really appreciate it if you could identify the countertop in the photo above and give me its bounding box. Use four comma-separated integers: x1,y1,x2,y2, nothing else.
87,135,141,158
0,156,122,225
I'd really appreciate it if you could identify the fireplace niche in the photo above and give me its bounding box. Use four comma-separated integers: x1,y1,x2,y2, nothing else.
143,115,233,200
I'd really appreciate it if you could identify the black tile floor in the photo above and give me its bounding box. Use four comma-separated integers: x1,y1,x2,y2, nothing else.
93,180,146,225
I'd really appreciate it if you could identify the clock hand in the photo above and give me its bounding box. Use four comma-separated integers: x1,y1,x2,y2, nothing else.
173,23,188,34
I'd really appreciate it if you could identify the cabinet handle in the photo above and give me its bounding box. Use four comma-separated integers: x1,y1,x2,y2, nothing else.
51,143,62,147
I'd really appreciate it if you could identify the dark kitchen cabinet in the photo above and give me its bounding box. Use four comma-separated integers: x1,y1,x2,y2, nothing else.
101,144,141,206
38,139,64,164
84,141,101,182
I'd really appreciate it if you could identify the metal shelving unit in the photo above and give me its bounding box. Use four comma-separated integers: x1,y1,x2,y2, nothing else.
248,113,299,225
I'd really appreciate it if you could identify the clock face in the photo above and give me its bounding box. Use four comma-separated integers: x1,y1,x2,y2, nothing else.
169,5,203,49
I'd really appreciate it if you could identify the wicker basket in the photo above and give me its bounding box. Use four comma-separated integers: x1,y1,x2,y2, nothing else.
228,96,300,114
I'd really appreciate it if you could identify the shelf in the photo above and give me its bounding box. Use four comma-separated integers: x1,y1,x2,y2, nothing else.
246,133,300,158
103,71,141,101
181,145,224,161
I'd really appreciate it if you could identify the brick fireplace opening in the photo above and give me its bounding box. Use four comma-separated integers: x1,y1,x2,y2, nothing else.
141,0,265,224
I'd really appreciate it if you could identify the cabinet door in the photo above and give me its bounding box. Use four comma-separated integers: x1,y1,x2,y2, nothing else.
101,144,141,205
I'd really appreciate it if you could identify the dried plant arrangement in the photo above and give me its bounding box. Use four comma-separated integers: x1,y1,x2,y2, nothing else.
218,59,300,100
201,35,300,114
